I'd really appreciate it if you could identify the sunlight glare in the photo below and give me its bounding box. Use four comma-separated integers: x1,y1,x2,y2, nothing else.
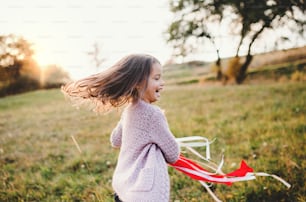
33,45,57,68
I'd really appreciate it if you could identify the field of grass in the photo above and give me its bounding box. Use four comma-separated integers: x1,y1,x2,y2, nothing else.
0,81,305,201
163,57,306,86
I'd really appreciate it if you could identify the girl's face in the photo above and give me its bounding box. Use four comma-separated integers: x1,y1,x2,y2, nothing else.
140,62,165,103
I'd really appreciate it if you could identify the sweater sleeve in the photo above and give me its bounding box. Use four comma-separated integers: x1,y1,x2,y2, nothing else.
150,109,180,164
110,120,122,148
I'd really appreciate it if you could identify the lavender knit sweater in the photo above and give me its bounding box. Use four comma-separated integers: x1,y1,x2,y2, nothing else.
110,100,180,202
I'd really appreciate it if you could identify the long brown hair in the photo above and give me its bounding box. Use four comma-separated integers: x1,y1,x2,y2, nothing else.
61,54,160,113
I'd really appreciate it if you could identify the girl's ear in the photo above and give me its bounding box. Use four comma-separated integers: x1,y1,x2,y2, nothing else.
136,83,145,96
136,82,143,90
134,85,142,95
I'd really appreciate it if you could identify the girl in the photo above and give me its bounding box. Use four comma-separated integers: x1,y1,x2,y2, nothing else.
62,54,180,202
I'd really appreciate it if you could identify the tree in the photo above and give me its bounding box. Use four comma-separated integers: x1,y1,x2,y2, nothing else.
0,34,40,96
41,64,70,88
0,34,34,81
166,0,306,84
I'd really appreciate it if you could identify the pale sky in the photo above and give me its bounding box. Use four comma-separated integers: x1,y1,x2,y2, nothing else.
1,0,304,79
0,0,180,79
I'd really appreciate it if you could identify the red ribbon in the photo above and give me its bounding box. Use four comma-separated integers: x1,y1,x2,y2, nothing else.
169,155,254,186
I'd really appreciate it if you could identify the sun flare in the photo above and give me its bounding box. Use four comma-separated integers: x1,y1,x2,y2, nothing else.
32,45,57,68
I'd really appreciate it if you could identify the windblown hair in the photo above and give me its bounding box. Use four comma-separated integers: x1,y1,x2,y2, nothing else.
61,54,160,113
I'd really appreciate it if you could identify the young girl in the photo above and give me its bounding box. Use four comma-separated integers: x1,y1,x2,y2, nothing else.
62,54,180,202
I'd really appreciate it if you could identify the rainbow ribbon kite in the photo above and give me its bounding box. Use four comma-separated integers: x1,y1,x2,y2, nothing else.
169,136,291,202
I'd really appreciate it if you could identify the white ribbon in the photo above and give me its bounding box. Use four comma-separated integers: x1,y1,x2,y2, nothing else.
176,136,216,160
174,136,291,202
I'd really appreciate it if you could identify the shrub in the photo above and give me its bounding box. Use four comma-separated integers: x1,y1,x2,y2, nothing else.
0,76,40,97
291,71,306,82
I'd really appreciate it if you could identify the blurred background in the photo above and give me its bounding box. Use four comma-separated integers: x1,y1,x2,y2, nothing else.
0,0,305,201
1,0,305,96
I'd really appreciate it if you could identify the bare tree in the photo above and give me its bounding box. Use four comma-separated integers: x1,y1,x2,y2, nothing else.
87,42,106,72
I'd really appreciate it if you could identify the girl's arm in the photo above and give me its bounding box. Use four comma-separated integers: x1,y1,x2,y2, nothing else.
110,120,122,148
151,110,180,163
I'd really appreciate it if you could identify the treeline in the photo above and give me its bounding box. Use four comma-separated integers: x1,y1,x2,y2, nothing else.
0,34,70,97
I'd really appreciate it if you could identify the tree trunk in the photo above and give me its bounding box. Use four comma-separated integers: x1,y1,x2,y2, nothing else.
234,11,277,84
236,54,253,84
215,54,223,81
235,20,272,84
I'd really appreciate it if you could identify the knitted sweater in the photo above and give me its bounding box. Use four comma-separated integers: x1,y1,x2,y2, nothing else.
110,100,180,202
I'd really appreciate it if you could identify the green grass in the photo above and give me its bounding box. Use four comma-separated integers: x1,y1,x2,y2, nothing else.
0,82,305,201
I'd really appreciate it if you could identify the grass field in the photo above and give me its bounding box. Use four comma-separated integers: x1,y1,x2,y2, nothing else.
0,81,305,202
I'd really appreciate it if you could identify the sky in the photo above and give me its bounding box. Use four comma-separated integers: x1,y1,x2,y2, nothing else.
1,0,305,79
0,0,180,79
